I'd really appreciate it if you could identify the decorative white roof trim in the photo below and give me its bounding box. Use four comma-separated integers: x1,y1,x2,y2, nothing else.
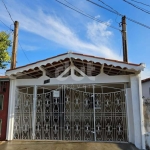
5,53,145,76
70,53,145,71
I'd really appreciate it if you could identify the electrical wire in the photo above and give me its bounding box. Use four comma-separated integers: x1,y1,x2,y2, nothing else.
87,0,150,30
1,0,31,64
18,40,31,63
123,0,150,15
98,0,119,14
0,19,13,31
55,0,121,31
1,0,14,23
98,0,120,24
131,0,150,8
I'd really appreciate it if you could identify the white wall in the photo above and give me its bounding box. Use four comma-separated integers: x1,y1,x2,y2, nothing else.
130,75,145,149
142,81,150,99
126,88,134,144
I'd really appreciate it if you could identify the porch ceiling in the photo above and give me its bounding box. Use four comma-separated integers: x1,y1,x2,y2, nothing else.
5,52,145,79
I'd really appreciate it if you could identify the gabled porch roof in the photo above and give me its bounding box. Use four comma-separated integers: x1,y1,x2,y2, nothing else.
6,52,145,79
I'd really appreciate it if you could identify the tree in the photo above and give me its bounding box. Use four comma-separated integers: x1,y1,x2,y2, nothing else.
0,31,11,69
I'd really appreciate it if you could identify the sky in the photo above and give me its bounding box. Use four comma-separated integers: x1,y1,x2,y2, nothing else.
0,0,150,79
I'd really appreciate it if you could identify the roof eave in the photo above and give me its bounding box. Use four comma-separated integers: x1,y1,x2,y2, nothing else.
5,53,145,76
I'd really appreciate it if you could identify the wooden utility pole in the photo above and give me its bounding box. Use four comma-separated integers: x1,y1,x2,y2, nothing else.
11,21,19,69
121,16,128,63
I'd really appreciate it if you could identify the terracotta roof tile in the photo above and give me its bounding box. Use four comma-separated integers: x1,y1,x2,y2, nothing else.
142,78,150,83
6,52,142,72
72,52,140,66
0,76,9,79
0,76,7,78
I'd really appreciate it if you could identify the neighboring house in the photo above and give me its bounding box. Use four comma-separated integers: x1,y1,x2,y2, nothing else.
5,52,145,149
142,78,150,149
142,78,150,99
0,76,9,141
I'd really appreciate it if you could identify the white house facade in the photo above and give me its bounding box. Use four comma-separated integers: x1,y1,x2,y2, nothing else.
5,52,145,149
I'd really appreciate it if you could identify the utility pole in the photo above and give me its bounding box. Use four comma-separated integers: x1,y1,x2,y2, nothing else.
11,21,19,69
121,16,128,63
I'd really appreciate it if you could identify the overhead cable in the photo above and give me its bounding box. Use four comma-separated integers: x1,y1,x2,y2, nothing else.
131,0,150,8
1,0,14,23
1,0,31,64
18,40,31,63
98,0,119,14
0,19,13,31
87,0,150,30
55,0,121,31
123,0,150,15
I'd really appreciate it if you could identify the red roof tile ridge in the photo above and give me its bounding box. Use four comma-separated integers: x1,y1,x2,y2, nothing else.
142,78,150,83
72,52,140,66
0,76,8,79
6,52,142,72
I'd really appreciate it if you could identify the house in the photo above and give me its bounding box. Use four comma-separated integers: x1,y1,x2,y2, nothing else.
142,78,150,99
5,52,145,149
142,78,150,149
0,76,9,141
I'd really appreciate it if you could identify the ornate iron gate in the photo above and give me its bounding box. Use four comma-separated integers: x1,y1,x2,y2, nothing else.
13,91,33,139
13,85,127,142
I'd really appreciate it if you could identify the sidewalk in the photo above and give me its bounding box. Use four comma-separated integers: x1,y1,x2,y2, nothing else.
0,141,140,150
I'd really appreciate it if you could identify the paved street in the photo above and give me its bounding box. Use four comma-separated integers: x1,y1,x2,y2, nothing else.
0,141,140,150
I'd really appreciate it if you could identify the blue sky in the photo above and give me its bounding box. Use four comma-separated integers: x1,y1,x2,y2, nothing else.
0,0,150,79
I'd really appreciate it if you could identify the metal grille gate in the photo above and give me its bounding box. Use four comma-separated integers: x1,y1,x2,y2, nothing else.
14,91,33,139
13,85,127,142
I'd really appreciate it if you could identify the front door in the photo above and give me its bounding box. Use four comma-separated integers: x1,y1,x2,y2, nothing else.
0,81,9,141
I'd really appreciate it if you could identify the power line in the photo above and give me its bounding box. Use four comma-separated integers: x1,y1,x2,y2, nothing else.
1,0,14,23
87,0,150,30
131,0,150,8
18,40,31,63
55,0,121,31
98,0,120,24
98,0,119,14
123,0,150,15
0,19,13,31
1,0,31,64
88,0,122,16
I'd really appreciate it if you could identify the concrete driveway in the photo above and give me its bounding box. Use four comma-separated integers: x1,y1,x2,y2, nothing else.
0,141,140,150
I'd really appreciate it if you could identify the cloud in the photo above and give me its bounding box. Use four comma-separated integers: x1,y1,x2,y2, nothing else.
95,15,101,19
87,20,112,44
87,21,120,59
0,0,121,60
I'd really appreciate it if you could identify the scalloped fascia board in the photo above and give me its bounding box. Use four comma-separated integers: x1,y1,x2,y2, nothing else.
5,53,145,76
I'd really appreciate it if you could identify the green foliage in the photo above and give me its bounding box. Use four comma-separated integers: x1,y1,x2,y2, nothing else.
0,31,11,69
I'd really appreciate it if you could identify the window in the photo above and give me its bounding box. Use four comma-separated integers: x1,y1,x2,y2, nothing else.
0,95,4,110
0,119,2,137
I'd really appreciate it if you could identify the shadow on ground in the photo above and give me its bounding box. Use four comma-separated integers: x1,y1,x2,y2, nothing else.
0,141,140,150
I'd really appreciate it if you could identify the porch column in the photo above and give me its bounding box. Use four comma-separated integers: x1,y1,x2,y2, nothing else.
6,79,16,140
130,74,145,149
125,87,134,144
32,85,37,140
